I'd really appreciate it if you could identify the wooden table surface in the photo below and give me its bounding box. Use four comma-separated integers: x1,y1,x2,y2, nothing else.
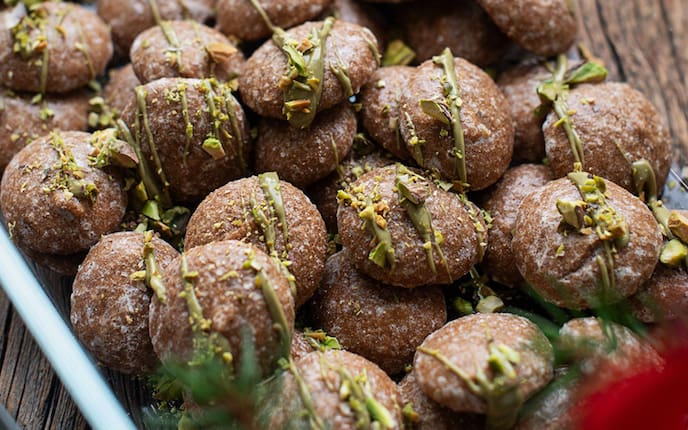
1,0,687,428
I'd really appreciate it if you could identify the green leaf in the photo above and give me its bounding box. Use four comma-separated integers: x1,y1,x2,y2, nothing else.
565,62,608,85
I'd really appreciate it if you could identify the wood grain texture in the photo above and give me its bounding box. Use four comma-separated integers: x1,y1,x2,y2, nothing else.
1,0,687,428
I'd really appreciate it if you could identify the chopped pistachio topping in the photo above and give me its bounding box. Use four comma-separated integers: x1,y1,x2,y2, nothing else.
88,128,138,168
476,295,504,314
669,210,688,243
382,39,415,67
404,111,425,165
460,194,489,261
394,164,450,279
417,337,523,430
660,239,688,267
10,3,50,94
338,181,396,269
44,131,98,202
329,364,394,430
564,172,629,296
201,137,226,160
276,18,335,128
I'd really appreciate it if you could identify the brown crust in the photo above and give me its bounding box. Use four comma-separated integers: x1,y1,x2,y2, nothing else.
496,63,551,163
240,20,379,119
399,371,485,430
359,66,414,160
544,82,672,193
0,88,90,172
512,177,662,309
558,317,662,374
120,77,251,204
0,3,112,93
148,240,295,376
310,250,447,374
476,0,577,56
479,164,552,287
254,102,356,188
103,64,140,116
629,264,688,323
184,176,327,308
399,57,514,191
217,0,332,41
337,165,486,288
396,0,509,66
324,0,386,48
273,349,402,429
0,130,127,255
130,20,245,84
97,0,215,57
70,231,179,374
414,313,554,413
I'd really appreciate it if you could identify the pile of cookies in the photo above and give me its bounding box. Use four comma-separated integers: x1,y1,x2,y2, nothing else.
0,0,682,428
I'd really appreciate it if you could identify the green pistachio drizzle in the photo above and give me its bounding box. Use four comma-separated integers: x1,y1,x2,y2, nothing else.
44,131,98,202
394,164,450,280
338,181,396,270
137,230,167,302
460,194,489,262
74,21,95,80
242,247,291,360
403,111,425,165
247,173,297,296
280,357,326,430
420,47,468,191
179,254,234,367
417,338,523,430
558,172,629,298
247,0,334,128
537,54,608,172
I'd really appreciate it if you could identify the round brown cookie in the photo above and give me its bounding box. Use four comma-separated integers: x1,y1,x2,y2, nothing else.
120,77,250,204
184,174,327,308
544,82,672,193
558,317,662,375
512,176,662,309
399,371,485,430
71,231,179,374
323,0,386,48
0,88,90,172
130,20,245,84
497,62,551,163
358,65,414,160
254,102,356,188
308,142,394,231
414,313,554,418
102,64,140,117
217,0,331,42
97,0,215,57
399,55,513,191
22,249,86,277
475,0,577,56
629,264,688,323
337,164,487,288
396,0,509,66
270,349,403,429
1,130,127,255
515,370,581,430
240,19,379,121
0,2,112,94
310,250,446,375
149,240,295,376
478,164,552,287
